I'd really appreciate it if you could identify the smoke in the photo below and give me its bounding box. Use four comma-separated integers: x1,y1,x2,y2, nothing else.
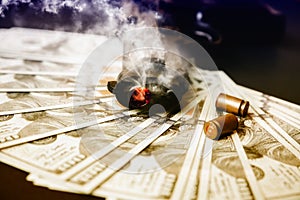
0,0,158,35
0,1,195,94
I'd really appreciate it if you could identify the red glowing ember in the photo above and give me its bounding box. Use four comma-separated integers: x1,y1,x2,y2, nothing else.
130,87,151,108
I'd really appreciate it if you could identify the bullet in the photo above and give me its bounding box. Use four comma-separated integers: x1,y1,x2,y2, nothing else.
204,113,238,140
215,93,250,117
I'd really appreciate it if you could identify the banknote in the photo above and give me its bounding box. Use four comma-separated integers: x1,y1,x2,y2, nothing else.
219,71,300,159
0,67,117,115
239,85,300,114
0,56,124,93
0,90,209,199
159,71,300,200
1,42,299,200
0,27,107,64
0,89,114,115
240,87,300,127
206,134,258,200
0,96,134,149
248,96,300,129
0,114,149,178
234,115,300,199
169,84,223,200
0,65,215,198
238,85,300,113
25,80,300,200
3,73,300,200
217,72,300,199
186,80,300,200
174,86,261,200
0,73,110,92
0,56,124,77
0,73,74,89
0,57,80,76
259,109,300,146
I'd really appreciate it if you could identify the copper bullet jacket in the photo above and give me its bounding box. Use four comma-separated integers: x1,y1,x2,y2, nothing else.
215,93,250,117
204,113,238,140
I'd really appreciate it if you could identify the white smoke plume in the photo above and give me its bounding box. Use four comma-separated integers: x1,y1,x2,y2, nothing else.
0,1,193,94
0,0,158,35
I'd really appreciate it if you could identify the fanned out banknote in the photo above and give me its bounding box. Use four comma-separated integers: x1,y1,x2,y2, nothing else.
0,27,107,64
0,28,300,200
0,57,80,76
17,79,300,200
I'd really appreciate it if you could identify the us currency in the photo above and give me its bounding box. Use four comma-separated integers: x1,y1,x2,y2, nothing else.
0,57,124,148
217,72,300,199
0,55,124,93
240,87,300,127
235,115,300,199
255,103,300,129
0,90,209,199
0,83,114,116
87,99,203,199
0,63,118,115
27,79,298,199
239,85,300,114
0,73,109,92
249,96,300,129
0,57,80,76
194,92,300,199
0,96,134,149
0,56,124,77
0,114,149,180
219,71,300,159
171,71,300,200
169,84,223,200
176,87,260,200
207,134,257,200
0,68,116,115
7,68,215,198
0,27,107,64
28,87,300,200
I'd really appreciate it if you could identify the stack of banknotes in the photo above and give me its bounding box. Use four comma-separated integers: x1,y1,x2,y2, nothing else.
0,27,299,200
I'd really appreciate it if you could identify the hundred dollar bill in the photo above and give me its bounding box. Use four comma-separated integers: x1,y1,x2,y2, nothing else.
84,86,214,199
0,69,118,115
170,83,224,200
235,116,300,199
0,27,107,64
0,57,80,76
218,72,300,199
219,71,300,159
206,134,259,200
0,90,114,116
0,91,208,199
0,57,124,77
0,114,152,180
186,86,262,200
261,111,300,144
0,73,109,92
238,85,300,113
0,56,123,93
240,86,300,125
241,93,300,128
0,67,221,198
196,95,300,199
0,97,133,149
248,96,300,129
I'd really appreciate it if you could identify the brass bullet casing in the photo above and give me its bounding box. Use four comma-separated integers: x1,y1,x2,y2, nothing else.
204,113,238,140
215,93,250,117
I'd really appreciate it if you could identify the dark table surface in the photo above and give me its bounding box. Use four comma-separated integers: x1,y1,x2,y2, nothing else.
214,0,300,105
